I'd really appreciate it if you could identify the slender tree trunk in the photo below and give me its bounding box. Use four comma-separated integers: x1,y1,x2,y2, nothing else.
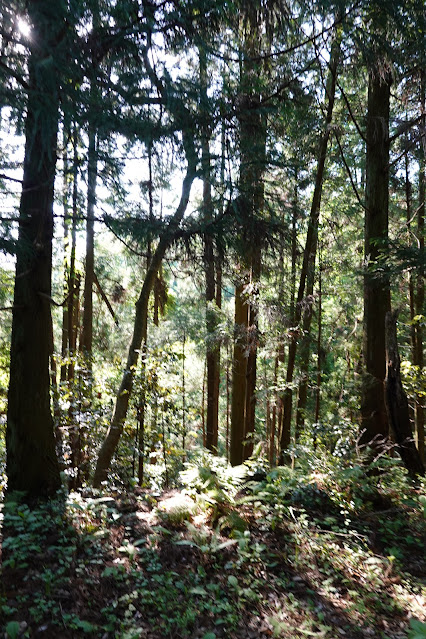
61,131,70,383
226,342,231,460
314,255,323,426
6,0,64,497
384,312,425,477
230,279,249,466
405,144,418,439
280,27,341,457
243,250,261,460
138,142,155,482
201,50,220,453
68,129,79,382
360,60,392,449
277,199,296,462
81,127,97,367
67,129,82,490
93,164,196,487
182,329,186,451
137,341,147,485
413,71,425,462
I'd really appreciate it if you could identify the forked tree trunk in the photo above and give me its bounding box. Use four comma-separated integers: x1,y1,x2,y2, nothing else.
384,312,425,477
93,165,196,487
6,0,64,497
360,59,392,449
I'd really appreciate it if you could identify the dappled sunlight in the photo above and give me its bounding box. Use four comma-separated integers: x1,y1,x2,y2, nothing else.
0,453,425,638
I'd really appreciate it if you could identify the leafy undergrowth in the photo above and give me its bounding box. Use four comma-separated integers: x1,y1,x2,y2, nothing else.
0,453,425,639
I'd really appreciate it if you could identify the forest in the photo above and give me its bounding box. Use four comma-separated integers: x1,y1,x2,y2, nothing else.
0,0,425,637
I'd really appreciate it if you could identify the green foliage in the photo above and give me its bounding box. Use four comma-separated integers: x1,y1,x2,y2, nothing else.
5,621,20,639
408,619,426,639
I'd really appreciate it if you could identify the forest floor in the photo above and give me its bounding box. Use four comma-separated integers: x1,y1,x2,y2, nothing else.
0,465,425,639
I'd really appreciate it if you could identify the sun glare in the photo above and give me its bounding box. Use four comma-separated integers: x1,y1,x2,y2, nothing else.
17,17,31,39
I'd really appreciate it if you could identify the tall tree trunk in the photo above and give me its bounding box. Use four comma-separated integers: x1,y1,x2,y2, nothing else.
360,60,392,449
277,194,297,462
93,164,196,487
6,0,65,497
201,49,220,453
67,129,82,489
80,126,97,366
413,71,425,462
61,130,70,383
279,26,341,458
68,129,79,382
230,4,266,465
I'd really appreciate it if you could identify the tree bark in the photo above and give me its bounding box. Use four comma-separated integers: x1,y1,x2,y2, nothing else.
360,59,392,449
80,126,97,365
384,312,425,477
6,0,65,497
413,70,425,462
243,249,261,460
230,279,249,466
93,164,196,487
61,129,70,383
230,4,266,464
279,26,341,455
201,49,220,454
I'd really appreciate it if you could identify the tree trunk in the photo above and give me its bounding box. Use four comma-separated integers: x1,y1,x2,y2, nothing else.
201,49,220,453
413,71,425,462
314,256,323,426
93,164,196,487
80,126,97,367
67,129,79,382
281,25,341,454
61,129,70,383
137,341,147,486
230,5,266,464
277,196,297,463
6,0,64,497
230,279,249,466
360,59,392,449
384,312,425,477
243,249,261,460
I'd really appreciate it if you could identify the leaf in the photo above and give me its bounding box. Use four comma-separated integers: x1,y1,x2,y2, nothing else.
174,540,197,547
202,633,216,639
216,539,238,550
5,621,20,639
75,619,97,632
408,619,426,639
190,586,208,595
227,575,238,588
